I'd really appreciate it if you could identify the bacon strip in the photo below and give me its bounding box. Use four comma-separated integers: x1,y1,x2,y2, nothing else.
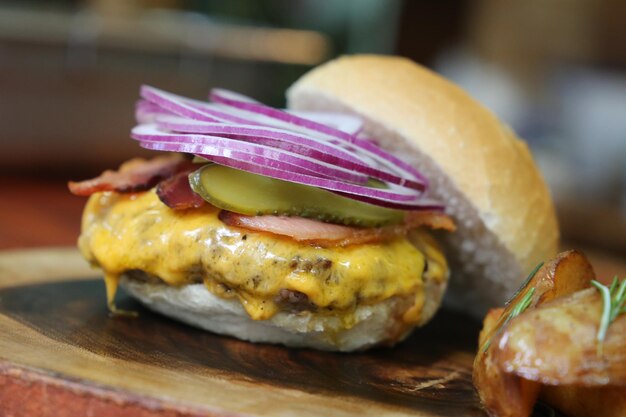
68,155,196,196
219,210,455,247
156,169,206,210
404,210,456,232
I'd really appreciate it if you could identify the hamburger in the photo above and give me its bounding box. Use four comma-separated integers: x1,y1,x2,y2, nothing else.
69,55,558,351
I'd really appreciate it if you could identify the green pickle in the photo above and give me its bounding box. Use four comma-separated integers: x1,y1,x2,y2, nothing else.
189,164,405,227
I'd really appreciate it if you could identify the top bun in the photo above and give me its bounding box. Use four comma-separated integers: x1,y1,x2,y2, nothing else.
287,55,559,316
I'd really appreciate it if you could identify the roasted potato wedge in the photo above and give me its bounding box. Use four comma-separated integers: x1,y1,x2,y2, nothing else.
497,288,626,386
476,250,595,357
472,250,626,417
473,251,596,417
533,250,596,304
541,385,626,417
474,307,540,417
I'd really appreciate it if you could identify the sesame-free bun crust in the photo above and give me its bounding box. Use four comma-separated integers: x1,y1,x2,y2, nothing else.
287,55,559,316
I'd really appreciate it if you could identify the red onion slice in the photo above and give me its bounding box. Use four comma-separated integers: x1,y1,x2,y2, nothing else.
154,115,362,163
136,139,423,204
136,100,168,114
210,88,429,185
287,111,363,135
199,156,425,204
132,85,441,211
152,116,425,191
335,192,444,211
182,100,263,125
211,88,352,140
141,141,326,179
132,125,371,185
142,86,425,186
141,86,266,125
135,100,175,124
141,86,223,122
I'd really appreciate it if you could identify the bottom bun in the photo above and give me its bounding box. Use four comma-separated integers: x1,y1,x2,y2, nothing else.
121,273,446,352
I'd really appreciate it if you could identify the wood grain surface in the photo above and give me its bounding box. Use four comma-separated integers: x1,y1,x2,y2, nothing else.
1,248,621,417
0,248,490,417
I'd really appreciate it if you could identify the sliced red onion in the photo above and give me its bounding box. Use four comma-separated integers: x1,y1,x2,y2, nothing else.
132,125,371,185
211,88,353,140
141,86,223,122
154,115,362,163
336,192,444,211
141,140,328,179
141,86,266,126
210,88,429,186
132,85,440,211
138,139,424,204
135,100,175,124
203,157,430,206
351,135,429,185
152,115,425,191
136,99,165,113
182,100,263,125
142,86,424,186
287,111,363,135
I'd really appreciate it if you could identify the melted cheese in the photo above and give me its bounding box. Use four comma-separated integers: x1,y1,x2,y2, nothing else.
79,190,447,325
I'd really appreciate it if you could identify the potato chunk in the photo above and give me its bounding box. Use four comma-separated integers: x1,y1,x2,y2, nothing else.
473,250,626,417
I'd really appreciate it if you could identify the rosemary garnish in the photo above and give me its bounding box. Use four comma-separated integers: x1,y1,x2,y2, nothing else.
480,287,536,353
505,261,543,306
591,276,626,355
510,287,536,318
479,263,543,354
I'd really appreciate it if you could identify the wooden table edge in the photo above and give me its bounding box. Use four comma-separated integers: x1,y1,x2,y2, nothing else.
0,248,254,417
0,359,251,417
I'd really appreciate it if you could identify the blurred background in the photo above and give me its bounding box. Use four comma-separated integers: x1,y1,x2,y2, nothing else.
1,0,625,262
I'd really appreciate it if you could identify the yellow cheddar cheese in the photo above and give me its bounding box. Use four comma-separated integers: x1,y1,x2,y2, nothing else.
79,190,447,325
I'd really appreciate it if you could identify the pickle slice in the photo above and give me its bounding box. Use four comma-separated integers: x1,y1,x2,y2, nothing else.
189,164,405,227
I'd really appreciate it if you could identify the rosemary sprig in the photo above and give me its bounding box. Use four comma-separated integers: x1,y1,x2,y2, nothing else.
510,287,536,318
479,263,543,354
505,261,543,306
480,287,536,353
591,276,626,355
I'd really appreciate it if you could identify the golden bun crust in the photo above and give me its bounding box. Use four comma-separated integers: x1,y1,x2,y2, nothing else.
287,55,559,315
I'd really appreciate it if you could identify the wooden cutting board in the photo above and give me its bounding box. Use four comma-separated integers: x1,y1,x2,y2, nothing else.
0,248,513,417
